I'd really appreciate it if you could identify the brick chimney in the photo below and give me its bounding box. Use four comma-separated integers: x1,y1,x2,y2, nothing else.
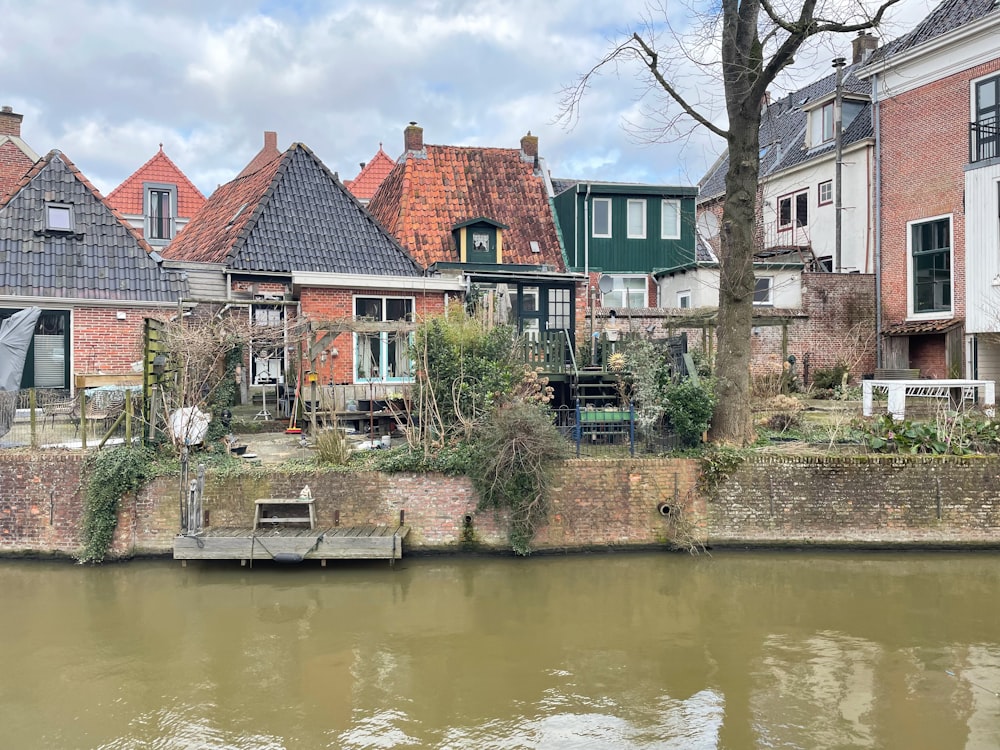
404,122,423,152
852,31,878,64
520,131,539,160
0,105,24,137
263,130,277,151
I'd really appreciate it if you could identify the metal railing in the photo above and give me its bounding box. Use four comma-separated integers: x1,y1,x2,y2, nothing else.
970,118,998,164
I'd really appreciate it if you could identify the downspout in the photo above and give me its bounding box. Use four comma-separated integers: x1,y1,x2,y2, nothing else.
872,71,883,368
583,184,593,364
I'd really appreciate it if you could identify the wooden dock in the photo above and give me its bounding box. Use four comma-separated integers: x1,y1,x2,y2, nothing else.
172,525,409,566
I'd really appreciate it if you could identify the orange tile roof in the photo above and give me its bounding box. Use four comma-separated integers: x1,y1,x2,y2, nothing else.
161,154,283,264
344,145,395,200
106,146,206,218
237,131,281,179
367,143,564,271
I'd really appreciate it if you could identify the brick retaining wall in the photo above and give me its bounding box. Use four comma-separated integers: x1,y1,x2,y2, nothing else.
2,452,999,558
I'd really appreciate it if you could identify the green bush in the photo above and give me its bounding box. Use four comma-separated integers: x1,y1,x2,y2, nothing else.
665,377,717,447
79,445,155,563
858,413,1000,455
812,365,849,391
315,428,351,465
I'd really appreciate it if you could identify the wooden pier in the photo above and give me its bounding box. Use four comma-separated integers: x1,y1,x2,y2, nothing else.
172,525,409,566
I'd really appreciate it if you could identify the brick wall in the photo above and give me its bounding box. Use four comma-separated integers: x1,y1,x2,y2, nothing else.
73,306,168,375
711,456,1000,546
4,452,999,557
0,140,33,197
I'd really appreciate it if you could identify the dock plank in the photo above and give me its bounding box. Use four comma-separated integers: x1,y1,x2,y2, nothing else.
173,525,408,563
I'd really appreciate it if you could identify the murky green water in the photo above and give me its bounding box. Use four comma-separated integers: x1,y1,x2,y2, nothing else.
1,552,998,749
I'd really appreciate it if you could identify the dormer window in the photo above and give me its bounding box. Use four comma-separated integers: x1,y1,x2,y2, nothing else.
143,182,177,244
452,217,508,264
45,203,74,232
808,98,865,147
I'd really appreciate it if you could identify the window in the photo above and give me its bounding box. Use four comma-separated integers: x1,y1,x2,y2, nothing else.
45,203,74,232
602,276,647,309
910,216,951,315
0,308,70,388
592,198,611,238
810,102,835,145
627,199,646,239
661,199,681,239
973,74,999,162
818,180,833,205
677,291,691,309
753,277,773,306
354,296,414,382
144,183,177,244
778,190,808,231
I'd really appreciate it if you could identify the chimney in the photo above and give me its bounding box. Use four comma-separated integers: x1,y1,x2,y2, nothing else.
404,122,423,152
263,130,277,151
852,31,878,64
520,131,539,159
0,105,23,137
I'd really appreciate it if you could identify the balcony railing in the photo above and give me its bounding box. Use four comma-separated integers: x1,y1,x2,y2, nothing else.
970,118,998,164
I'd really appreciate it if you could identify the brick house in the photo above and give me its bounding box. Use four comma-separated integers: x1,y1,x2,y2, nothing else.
161,136,462,402
106,145,206,249
858,0,1000,378
0,149,187,389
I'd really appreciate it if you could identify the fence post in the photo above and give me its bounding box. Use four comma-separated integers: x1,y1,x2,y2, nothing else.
629,402,635,457
574,400,581,457
29,388,38,448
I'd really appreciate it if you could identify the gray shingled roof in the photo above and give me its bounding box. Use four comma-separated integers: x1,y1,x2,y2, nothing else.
0,152,186,302
867,0,998,63
169,144,423,277
699,64,872,201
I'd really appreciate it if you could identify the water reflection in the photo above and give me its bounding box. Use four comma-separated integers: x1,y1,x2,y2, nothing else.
0,553,998,748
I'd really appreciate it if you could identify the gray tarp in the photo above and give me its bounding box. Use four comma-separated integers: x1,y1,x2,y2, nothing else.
0,307,42,392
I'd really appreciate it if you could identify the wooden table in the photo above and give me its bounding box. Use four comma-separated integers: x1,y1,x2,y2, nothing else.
253,498,316,530
862,379,996,420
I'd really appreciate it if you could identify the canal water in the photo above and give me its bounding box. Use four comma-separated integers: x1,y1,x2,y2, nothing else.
1,552,998,749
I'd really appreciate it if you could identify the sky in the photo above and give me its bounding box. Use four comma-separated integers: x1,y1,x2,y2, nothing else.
1,0,938,199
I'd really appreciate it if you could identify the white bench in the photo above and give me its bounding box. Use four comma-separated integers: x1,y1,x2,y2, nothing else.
862,379,996,420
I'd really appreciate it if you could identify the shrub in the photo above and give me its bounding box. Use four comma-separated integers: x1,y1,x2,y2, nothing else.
79,445,155,563
665,377,717,447
315,428,351,465
812,364,849,391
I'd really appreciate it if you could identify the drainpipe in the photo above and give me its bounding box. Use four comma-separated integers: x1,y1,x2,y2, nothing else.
833,57,846,273
583,184,593,364
872,71,883,368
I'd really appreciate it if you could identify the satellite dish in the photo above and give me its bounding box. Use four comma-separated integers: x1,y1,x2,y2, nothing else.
598,274,614,294
697,211,720,239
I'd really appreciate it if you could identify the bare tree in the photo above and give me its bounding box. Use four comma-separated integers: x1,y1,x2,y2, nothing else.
562,0,901,445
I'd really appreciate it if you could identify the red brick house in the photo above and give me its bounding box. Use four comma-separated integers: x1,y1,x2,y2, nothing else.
106,145,206,249
858,0,1000,378
161,137,462,400
0,149,187,389
343,145,395,206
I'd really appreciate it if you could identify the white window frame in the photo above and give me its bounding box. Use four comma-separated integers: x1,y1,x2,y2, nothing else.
907,213,953,319
601,275,647,309
753,277,773,306
818,180,833,206
809,101,835,146
661,199,681,240
250,299,285,384
627,199,646,239
45,202,74,232
677,290,692,309
592,198,612,238
777,189,808,232
353,295,416,383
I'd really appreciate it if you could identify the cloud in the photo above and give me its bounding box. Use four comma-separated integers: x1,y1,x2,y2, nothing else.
0,0,932,198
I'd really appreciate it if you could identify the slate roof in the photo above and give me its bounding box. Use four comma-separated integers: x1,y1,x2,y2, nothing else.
106,146,206,218
0,151,187,302
699,64,873,201
163,143,422,276
866,0,998,64
344,146,395,202
367,143,564,270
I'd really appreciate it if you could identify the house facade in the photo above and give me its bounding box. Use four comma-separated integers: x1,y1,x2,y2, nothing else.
367,125,585,379
0,105,38,200
551,180,698,309
858,0,1000,378
106,145,206,249
343,145,395,206
0,150,187,389
162,139,462,395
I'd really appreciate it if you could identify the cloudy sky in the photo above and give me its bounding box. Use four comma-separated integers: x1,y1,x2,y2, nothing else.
1,0,936,199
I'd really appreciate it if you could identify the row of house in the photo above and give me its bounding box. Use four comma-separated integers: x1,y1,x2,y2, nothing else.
1,0,997,411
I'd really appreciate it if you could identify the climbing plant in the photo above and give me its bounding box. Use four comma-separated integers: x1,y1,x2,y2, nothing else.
78,445,155,563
